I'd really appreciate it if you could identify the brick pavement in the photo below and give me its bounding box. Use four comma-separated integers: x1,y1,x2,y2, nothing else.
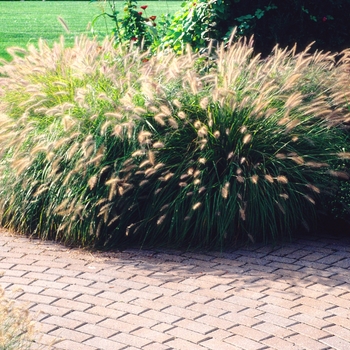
1,228,350,349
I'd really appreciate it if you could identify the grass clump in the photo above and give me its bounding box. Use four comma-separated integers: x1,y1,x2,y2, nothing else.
0,287,35,350
0,36,349,249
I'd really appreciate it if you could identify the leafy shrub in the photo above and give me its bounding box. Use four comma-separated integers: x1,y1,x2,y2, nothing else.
90,1,350,57
223,0,350,56
91,0,161,50
159,0,228,53
155,0,350,56
0,36,349,249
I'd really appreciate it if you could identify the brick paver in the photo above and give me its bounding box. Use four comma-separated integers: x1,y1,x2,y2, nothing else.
1,229,350,349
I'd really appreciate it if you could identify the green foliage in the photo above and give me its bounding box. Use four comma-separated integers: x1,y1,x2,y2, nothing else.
91,0,161,49
0,36,349,249
154,0,350,56
159,0,229,53
92,1,144,47
213,0,350,56
0,1,182,61
0,1,108,61
232,3,277,37
321,156,350,223
90,0,231,53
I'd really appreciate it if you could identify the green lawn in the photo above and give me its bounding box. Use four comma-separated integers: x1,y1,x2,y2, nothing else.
0,1,182,61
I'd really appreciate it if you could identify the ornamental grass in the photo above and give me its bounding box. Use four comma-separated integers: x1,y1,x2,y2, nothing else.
0,287,35,350
0,35,349,249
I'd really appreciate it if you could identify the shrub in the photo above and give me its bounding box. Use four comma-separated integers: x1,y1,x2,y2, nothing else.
91,0,161,50
0,36,349,249
224,0,350,56
91,1,350,57
159,0,227,53
157,0,350,56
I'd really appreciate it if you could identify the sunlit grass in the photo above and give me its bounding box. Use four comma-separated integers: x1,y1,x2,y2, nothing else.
0,35,349,249
0,286,35,349
0,1,182,61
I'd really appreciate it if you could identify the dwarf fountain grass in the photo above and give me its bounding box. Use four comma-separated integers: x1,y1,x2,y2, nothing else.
0,35,349,248
0,285,60,349
0,287,35,350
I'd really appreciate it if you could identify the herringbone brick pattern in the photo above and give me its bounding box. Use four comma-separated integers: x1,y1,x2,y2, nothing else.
1,229,350,349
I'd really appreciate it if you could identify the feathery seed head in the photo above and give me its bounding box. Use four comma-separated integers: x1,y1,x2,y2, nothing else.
200,97,209,109
194,120,201,129
251,175,259,184
305,161,329,168
113,125,124,137
105,176,121,186
236,175,244,183
101,121,112,135
192,202,202,210
154,188,163,195
33,185,49,197
157,215,166,225
145,168,156,177
104,112,123,119
46,151,55,162
178,111,186,119
198,126,208,137
148,105,159,113
290,155,304,165
173,99,182,108
240,126,247,133
304,194,316,205
306,183,320,193
160,105,172,116
154,114,166,126
213,131,220,139
160,204,169,211
227,152,234,160
148,151,155,165
58,16,70,34
276,175,288,184
242,134,252,144
138,130,152,144
99,165,111,177
168,118,179,129
132,150,145,157
88,176,98,190
239,208,246,220
221,182,230,199
276,153,286,159
153,141,164,149
327,170,349,180
265,174,274,183
140,160,150,168
187,168,194,176
337,152,350,159
240,157,246,165
154,163,164,170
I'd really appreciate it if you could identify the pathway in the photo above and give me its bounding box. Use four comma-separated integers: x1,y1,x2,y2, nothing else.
1,229,350,349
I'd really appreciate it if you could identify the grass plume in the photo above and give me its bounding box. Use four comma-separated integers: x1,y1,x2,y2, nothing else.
0,35,349,249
